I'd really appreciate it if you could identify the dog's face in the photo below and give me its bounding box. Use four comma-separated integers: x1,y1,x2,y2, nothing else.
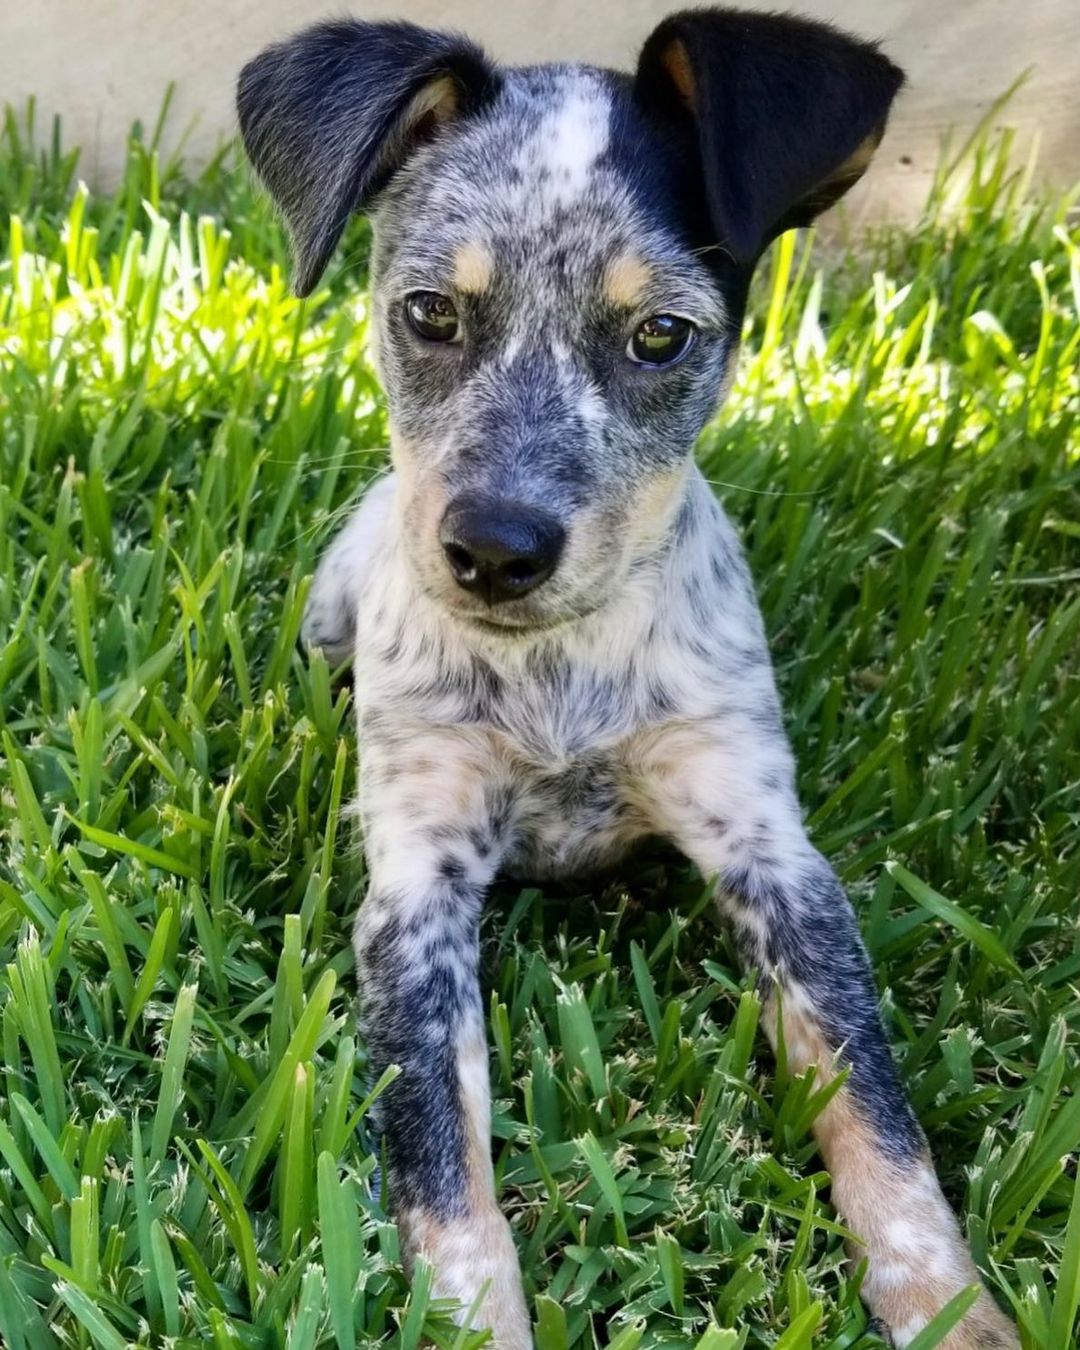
239,12,902,633
370,67,743,630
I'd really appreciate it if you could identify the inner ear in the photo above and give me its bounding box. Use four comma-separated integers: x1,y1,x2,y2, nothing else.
794,128,885,223
658,37,697,110
404,75,462,145
378,75,463,183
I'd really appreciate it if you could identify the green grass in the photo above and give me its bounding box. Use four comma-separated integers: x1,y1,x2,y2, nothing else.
0,100,1078,1350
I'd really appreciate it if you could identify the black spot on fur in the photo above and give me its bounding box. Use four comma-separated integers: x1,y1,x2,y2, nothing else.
438,854,467,881
722,852,923,1161
356,878,484,1216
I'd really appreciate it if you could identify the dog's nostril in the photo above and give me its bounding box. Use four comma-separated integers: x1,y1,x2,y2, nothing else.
443,542,477,580
501,559,540,585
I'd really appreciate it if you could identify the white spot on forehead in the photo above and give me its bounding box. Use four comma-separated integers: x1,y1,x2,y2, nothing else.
547,338,607,429
574,382,606,429
499,331,524,367
520,81,610,207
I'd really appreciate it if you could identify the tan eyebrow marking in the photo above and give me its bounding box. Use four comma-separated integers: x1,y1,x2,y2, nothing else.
602,253,653,308
451,240,494,294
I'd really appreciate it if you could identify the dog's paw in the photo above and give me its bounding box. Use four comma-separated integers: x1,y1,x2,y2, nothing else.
872,1283,1018,1349
302,523,364,664
400,1206,532,1350
300,583,355,666
302,475,397,666
847,1162,1019,1350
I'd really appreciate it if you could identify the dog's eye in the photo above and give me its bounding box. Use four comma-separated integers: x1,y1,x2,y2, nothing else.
404,291,461,343
627,315,696,367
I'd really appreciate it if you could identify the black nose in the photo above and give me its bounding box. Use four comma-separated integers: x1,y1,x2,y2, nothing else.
439,498,565,604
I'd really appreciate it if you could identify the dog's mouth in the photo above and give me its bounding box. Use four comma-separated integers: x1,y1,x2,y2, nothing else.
442,591,606,638
456,608,579,638
432,568,615,639
413,540,613,638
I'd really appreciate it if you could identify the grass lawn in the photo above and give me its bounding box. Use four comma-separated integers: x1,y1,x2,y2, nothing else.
0,104,1078,1349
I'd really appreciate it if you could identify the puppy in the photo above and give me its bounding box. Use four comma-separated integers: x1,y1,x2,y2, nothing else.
238,11,1018,1347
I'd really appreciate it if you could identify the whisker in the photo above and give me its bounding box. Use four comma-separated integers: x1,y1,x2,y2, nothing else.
268,344,369,368
282,465,395,549
687,241,737,263
701,475,826,498
266,452,389,468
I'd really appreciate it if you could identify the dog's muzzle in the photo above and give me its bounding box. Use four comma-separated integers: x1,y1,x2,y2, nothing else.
439,496,565,605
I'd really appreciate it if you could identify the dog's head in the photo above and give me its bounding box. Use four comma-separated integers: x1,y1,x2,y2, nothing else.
239,10,902,634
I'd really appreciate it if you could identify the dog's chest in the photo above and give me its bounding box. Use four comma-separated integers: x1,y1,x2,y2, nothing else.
363,631,661,875
474,649,676,875
501,746,647,878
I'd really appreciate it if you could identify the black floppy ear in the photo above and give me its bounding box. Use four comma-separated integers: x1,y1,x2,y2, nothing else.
635,9,904,263
237,20,498,296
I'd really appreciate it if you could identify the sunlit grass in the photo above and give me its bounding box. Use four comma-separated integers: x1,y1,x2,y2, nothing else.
0,101,1077,1348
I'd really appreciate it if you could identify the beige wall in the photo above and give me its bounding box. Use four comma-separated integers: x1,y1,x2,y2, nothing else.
2,1,1077,221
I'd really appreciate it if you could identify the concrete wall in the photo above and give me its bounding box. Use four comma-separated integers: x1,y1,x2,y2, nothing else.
2,1,1077,222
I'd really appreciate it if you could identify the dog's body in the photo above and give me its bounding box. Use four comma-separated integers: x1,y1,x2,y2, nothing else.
239,13,1018,1347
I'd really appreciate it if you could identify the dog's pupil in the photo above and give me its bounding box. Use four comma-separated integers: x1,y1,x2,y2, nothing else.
631,314,693,365
405,291,459,341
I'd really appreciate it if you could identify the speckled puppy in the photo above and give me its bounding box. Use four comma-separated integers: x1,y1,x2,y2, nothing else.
238,11,1017,1347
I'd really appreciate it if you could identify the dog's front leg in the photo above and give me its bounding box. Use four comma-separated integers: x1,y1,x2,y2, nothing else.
354,727,530,1349
637,718,1017,1350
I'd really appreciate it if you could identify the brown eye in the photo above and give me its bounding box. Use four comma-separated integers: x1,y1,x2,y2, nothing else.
404,291,461,342
628,314,696,366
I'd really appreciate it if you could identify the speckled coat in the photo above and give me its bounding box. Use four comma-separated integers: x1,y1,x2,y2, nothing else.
238,12,1018,1348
